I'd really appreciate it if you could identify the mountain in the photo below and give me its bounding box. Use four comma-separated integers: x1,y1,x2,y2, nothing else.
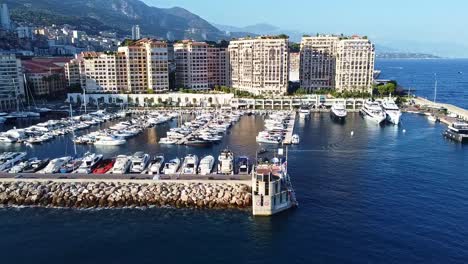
6,0,227,41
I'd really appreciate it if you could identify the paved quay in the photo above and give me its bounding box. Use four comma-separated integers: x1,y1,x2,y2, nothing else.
414,97,468,121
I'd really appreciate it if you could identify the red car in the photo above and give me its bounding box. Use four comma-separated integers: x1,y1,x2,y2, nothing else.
92,159,115,174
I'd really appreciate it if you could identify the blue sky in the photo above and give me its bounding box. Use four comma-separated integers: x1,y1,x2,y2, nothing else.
144,0,468,57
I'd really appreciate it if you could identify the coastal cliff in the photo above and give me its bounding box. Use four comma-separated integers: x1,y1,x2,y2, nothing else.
0,180,252,209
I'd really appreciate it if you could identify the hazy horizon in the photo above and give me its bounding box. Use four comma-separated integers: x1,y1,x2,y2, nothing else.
144,0,468,58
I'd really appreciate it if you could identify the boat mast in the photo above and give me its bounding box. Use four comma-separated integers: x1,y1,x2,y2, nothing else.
70,103,77,156
82,87,87,114
12,78,20,112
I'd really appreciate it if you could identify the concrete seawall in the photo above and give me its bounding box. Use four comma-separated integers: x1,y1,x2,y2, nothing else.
0,179,252,209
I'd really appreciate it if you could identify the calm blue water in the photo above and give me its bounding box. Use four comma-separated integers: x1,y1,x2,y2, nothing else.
376,59,468,108
0,59,467,263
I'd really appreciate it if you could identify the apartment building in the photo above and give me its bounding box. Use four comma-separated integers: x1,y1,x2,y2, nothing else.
208,46,229,88
335,37,375,93
229,36,289,96
0,54,24,110
289,52,300,82
300,35,375,93
300,36,338,90
22,57,70,96
174,40,209,90
65,39,169,94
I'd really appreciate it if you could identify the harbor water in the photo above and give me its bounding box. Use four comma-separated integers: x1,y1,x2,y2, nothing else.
0,111,467,263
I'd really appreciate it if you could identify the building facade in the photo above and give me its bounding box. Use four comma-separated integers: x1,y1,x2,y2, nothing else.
0,54,24,110
300,35,375,93
0,4,11,30
300,36,338,90
174,40,209,90
229,37,289,96
132,25,141,40
208,46,229,88
22,57,70,96
289,52,300,82
335,38,375,93
64,39,169,94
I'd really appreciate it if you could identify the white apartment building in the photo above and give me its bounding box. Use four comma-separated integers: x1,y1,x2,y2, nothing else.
335,38,375,93
300,35,375,93
300,36,338,90
0,54,24,110
289,52,300,82
174,40,209,90
229,37,289,96
65,39,169,94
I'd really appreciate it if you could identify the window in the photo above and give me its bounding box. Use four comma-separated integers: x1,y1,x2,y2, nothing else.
265,183,269,196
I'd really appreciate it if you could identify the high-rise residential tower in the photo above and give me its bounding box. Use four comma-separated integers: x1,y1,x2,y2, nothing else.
229,36,289,96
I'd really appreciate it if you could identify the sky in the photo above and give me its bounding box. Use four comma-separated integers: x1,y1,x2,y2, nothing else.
143,0,468,57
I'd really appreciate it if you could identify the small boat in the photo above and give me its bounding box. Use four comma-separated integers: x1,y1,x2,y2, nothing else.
185,137,213,147
181,154,199,175
217,149,234,175
92,159,115,174
236,156,250,175
60,158,83,174
299,105,310,118
22,158,50,173
427,114,440,123
198,155,215,175
74,152,103,174
148,156,165,175
0,134,17,143
159,137,177,145
109,155,131,174
94,136,126,146
38,156,72,174
163,158,181,174
129,152,151,173
291,134,300,144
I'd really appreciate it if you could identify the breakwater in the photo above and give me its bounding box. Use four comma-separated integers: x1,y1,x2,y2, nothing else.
0,179,252,209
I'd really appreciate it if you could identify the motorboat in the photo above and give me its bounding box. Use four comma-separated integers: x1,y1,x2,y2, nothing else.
38,156,72,174
74,152,103,174
331,103,347,119
0,152,27,172
198,155,215,175
22,158,50,173
299,105,310,118
109,155,131,174
381,98,402,125
236,156,250,175
256,131,281,144
148,156,165,175
59,158,83,174
129,152,151,173
360,100,386,124
92,159,115,174
291,134,300,144
94,136,126,146
181,154,199,175
163,158,181,174
217,149,234,175
159,137,177,145
185,137,213,147
0,134,17,143
443,122,468,143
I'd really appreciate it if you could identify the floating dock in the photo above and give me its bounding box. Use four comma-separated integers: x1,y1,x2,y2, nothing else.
282,111,297,145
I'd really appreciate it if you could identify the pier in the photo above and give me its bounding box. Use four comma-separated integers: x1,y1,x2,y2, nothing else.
413,97,468,121
282,111,297,145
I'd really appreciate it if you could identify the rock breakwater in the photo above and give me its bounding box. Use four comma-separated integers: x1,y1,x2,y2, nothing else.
0,181,252,209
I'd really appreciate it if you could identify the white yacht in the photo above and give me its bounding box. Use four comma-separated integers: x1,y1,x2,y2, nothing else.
256,131,281,144
0,134,17,143
163,158,181,174
198,155,215,175
109,155,131,174
181,154,199,175
299,105,310,118
94,136,126,146
236,156,250,175
381,98,402,125
217,149,234,175
0,152,27,172
148,156,165,174
129,152,150,173
360,100,387,124
159,137,177,145
331,103,348,119
74,152,103,174
291,134,300,144
38,156,72,174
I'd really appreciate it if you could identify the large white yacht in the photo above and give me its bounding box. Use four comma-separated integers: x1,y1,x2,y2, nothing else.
163,158,181,174
381,98,402,125
74,152,103,174
217,149,234,175
360,100,387,124
181,154,199,175
109,155,131,174
198,155,215,175
129,152,150,173
331,103,348,119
